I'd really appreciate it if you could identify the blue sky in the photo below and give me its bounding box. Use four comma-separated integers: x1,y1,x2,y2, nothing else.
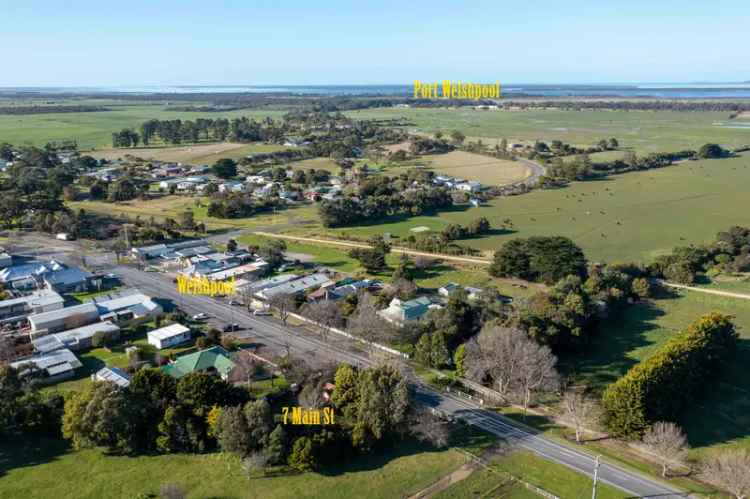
1,0,748,86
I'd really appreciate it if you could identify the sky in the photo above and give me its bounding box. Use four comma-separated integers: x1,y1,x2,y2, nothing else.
1,0,748,86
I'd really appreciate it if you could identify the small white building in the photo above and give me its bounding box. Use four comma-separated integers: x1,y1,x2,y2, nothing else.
147,323,192,349
456,181,482,192
93,367,130,388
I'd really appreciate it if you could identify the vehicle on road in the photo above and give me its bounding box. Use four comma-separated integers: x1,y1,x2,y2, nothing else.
222,323,241,332
253,309,271,316
192,313,209,320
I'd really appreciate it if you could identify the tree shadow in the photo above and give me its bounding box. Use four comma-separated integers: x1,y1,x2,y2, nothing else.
560,300,667,390
0,435,71,480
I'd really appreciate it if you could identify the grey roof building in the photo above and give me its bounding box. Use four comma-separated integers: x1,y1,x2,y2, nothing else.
10,348,83,383
256,273,333,301
93,367,130,388
43,267,93,293
0,289,64,323
28,302,100,337
33,321,120,353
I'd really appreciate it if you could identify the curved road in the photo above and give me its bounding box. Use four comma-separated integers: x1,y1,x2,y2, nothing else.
514,158,547,188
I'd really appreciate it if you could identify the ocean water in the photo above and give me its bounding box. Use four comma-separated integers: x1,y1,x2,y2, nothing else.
4,83,750,99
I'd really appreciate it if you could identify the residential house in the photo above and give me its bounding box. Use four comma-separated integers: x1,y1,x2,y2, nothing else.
28,302,101,338
93,367,130,388
219,180,246,193
10,348,83,384
456,181,482,192
0,289,64,323
147,323,191,350
92,290,163,325
33,321,120,353
256,273,333,301
132,239,208,260
438,282,461,298
43,267,93,293
379,296,440,325
162,346,236,380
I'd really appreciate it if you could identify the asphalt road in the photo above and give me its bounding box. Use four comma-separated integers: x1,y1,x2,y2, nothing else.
115,265,686,498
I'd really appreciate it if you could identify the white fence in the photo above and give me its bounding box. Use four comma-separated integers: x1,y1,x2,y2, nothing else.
288,311,410,359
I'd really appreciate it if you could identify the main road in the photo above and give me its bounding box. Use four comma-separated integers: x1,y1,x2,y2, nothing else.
115,265,686,498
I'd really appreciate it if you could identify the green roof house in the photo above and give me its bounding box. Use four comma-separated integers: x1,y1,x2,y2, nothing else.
378,296,438,325
162,346,236,380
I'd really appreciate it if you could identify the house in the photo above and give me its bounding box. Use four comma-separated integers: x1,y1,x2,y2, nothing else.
93,367,130,388
43,267,93,293
10,348,82,383
132,240,208,260
256,273,333,301
28,302,101,337
456,181,482,192
33,321,121,353
147,323,192,349
438,282,461,297
379,296,439,324
92,290,163,325
0,259,67,289
86,166,122,182
203,261,269,281
0,289,64,323
465,287,485,301
162,346,236,380
246,175,266,185
219,181,246,193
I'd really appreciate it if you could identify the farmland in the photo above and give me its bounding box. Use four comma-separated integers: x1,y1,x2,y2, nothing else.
0,103,284,149
418,151,532,186
320,154,750,263
346,107,750,153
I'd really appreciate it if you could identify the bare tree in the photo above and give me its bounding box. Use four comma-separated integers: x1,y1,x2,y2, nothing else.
413,256,434,271
642,422,689,478
0,334,15,364
228,350,261,384
242,451,269,475
560,388,599,444
302,300,343,342
348,292,395,350
268,293,296,326
464,326,527,400
411,407,451,449
513,339,559,415
701,449,750,498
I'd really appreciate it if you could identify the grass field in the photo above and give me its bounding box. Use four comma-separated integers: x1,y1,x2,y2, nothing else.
0,104,284,149
0,436,465,499
346,108,750,153
420,151,532,186
568,288,750,453
436,451,628,499
323,154,750,263
91,142,291,165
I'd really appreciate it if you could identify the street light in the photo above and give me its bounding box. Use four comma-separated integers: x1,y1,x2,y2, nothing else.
592,455,602,499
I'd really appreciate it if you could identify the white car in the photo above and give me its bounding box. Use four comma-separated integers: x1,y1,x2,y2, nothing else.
192,313,209,320
253,309,271,316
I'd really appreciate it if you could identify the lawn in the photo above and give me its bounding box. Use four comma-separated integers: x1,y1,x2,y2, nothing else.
568,287,750,454
436,451,628,499
346,108,750,154
321,154,750,263
0,104,285,150
0,436,466,499
91,142,292,165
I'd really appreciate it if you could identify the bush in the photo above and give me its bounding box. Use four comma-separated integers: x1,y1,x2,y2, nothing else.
602,312,737,438
489,236,586,284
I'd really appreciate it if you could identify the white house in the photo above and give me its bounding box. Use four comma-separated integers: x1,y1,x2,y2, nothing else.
147,323,192,349
456,181,482,192
219,181,246,193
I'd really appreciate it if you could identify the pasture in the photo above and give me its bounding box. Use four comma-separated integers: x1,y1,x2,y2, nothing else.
0,104,284,149
91,141,291,165
0,436,465,499
346,108,750,153
420,151,532,186
323,154,750,263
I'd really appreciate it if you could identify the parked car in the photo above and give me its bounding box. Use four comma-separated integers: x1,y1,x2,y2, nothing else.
253,309,271,316
222,323,241,332
192,313,208,320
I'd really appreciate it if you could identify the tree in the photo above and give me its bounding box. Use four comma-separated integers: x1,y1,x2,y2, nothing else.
631,277,651,299
288,436,315,471
178,211,195,231
697,143,727,159
450,130,466,145
212,158,238,179
349,236,390,272
226,238,237,252
215,405,251,456
258,239,287,269
269,293,296,326
265,424,287,465
489,236,587,284
642,421,689,478
354,364,409,448
560,389,599,444
411,407,450,448
331,364,360,421
465,326,527,400
244,399,273,450
347,292,394,349
512,339,559,415
453,344,467,377
303,300,342,341
701,449,750,499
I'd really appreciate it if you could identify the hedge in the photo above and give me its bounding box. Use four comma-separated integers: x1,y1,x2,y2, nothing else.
602,312,737,438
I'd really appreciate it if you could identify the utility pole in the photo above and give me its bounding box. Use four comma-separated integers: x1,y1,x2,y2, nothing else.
591,455,601,499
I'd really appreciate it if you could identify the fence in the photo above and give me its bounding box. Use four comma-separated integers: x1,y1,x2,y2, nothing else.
288,311,410,359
